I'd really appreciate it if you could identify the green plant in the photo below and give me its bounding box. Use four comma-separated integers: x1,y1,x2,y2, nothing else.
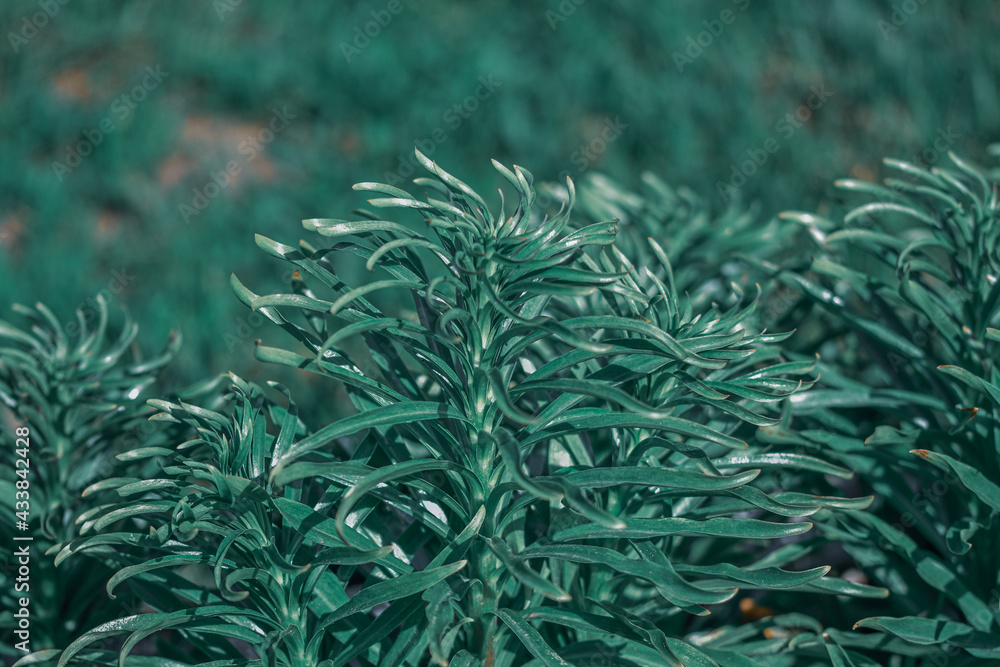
754,151,1000,663
545,171,791,304
38,152,896,666
0,297,205,657
37,375,345,666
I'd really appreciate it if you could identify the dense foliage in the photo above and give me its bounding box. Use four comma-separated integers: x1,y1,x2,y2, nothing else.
0,299,219,658
756,152,1000,663
2,148,998,666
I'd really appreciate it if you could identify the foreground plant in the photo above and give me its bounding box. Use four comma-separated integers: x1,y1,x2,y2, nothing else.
760,151,1000,663
235,152,879,664
39,375,377,665
39,153,886,666
0,298,198,657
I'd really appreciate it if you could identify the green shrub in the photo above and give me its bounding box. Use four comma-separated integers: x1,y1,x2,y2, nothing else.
28,153,891,666
0,298,218,659
19,148,1000,665
743,151,1000,664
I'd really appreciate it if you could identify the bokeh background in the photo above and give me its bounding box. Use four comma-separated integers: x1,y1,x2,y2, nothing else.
2,0,998,407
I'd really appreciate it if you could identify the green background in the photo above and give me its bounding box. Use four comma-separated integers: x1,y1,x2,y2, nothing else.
1,0,998,401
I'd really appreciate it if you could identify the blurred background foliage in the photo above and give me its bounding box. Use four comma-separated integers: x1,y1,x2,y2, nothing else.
1,0,998,414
